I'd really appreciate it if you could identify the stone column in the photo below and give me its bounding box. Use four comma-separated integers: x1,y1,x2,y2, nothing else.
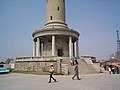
36,37,40,56
73,42,75,57
40,43,43,56
76,39,79,58
39,41,41,56
33,40,36,56
69,36,73,59
52,35,55,56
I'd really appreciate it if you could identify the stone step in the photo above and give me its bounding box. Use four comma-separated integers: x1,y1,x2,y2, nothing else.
62,58,98,75
78,59,98,74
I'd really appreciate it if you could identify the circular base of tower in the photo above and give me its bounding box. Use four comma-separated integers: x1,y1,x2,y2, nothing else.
32,28,80,58
44,20,69,29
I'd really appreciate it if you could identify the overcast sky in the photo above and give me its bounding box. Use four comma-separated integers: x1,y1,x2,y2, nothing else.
0,0,120,61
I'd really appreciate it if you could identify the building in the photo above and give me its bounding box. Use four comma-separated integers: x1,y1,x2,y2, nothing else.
15,0,79,74
32,0,79,58
81,56,97,63
15,0,99,75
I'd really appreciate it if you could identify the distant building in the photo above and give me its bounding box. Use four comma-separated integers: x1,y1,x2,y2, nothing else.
81,56,97,63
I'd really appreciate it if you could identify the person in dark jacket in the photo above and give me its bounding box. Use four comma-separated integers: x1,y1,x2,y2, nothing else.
72,60,80,80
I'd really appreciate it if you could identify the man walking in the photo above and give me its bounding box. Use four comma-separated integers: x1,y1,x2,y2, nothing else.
72,60,80,80
48,63,57,83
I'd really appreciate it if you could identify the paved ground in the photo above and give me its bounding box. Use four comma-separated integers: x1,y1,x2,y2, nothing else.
0,73,120,90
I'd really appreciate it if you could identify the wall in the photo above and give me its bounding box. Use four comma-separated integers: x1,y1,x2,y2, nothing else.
15,61,58,72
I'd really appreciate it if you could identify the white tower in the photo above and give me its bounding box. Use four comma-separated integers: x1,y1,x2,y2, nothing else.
15,0,97,75
44,0,68,29
32,0,80,59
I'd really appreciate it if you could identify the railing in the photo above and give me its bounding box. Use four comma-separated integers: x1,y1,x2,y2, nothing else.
16,56,64,62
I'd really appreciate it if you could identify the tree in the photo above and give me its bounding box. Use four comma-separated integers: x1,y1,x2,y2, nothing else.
4,58,14,64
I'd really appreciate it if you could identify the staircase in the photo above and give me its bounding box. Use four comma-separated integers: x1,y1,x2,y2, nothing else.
78,59,98,75
61,58,98,75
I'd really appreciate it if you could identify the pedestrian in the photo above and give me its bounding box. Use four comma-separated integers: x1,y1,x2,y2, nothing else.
112,67,115,74
48,63,57,83
108,67,112,75
72,60,80,80
116,66,119,74
70,59,74,66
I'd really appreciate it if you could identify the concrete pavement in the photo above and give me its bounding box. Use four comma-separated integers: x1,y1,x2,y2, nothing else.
0,73,120,90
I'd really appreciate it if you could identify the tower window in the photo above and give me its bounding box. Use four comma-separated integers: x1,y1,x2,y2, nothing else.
57,7,59,11
47,0,48,3
63,0,64,3
50,16,52,20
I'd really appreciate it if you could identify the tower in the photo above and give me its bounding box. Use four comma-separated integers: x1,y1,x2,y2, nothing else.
116,30,120,52
44,0,68,29
32,0,80,59
15,0,98,75
116,30,120,60
15,0,80,75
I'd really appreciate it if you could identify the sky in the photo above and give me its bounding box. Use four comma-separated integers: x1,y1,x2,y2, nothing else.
0,0,120,61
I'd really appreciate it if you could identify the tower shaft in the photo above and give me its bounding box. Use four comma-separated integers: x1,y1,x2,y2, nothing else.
46,0,65,22
44,0,68,29
116,30,120,52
